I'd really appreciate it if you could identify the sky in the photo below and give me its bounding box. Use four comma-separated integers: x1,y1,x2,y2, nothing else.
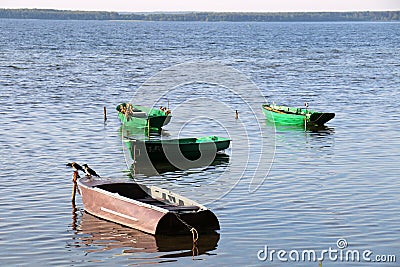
1,0,399,12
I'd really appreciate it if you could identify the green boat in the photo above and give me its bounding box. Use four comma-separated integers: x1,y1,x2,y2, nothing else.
126,136,231,162
262,103,335,126
116,103,172,129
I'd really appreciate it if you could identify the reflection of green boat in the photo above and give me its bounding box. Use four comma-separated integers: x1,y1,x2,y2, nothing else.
130,153,230,177
265,120,334,133
127,136,231,161
119,124,163,139
262,103,335,126
116,103,172,129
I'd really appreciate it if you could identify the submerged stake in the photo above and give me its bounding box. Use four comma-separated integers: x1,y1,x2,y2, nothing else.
103,106,107,122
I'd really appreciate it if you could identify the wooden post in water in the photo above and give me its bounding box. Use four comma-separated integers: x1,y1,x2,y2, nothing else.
71,201,77,231
103,106,107,122
235,110,239,120
72,171,78,203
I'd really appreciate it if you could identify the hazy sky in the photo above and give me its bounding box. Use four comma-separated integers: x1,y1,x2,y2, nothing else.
1,0,399,12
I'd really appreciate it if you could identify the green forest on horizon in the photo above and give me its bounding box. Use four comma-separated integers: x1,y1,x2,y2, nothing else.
0,9,399,21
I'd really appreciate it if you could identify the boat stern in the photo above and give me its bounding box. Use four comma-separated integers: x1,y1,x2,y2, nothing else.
156,209,220,235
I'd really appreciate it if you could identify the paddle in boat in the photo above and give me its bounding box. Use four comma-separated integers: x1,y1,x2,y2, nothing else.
116,103,172,129
77,177,220,235
125,136,231,162
262,103,335,126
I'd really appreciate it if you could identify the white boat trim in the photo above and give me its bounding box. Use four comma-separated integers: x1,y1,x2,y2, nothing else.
101,207,139,221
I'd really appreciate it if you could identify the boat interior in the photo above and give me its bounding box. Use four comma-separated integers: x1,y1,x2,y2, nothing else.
266,104,310,115
95,183,200,212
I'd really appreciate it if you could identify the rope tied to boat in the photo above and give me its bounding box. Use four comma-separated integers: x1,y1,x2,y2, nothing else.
311,113,325,123
173,213,200,258
190,227,199,243
174,213,199,244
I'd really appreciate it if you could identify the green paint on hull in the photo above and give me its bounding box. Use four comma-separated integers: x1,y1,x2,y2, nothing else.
262,104,334,126
127,136,231,161
116,103,171,129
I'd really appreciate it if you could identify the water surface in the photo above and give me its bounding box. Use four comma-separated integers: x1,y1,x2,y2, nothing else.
0,20,399,266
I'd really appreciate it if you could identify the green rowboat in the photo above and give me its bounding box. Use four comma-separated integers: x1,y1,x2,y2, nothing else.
262,103,335,126
126,136,231,162
116,103,171,129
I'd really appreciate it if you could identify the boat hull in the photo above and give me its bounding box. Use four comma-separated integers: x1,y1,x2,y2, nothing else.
262,107,305,126
78,178,219,235
128,136,231,161
309,112,335,126
118,112,171,129
117,104,172,129
262,104,334,126
78,179,165,234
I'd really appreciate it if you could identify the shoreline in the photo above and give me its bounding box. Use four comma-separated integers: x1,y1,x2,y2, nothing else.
0,8,399,22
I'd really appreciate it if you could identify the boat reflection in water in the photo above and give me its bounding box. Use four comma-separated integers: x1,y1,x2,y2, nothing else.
72,211,220,258
119,124,168,138
265,120,335,135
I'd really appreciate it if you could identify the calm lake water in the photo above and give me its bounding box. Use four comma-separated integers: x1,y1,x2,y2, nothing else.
0,19,399,266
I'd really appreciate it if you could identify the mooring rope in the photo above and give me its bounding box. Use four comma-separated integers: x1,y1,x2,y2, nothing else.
174,213,199,244
312,113,325,122
307,113,325,129
192,242,199,258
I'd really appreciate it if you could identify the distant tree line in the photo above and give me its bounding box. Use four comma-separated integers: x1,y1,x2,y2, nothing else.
0,9,143,20
143,11,400,22
0,9,399,22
